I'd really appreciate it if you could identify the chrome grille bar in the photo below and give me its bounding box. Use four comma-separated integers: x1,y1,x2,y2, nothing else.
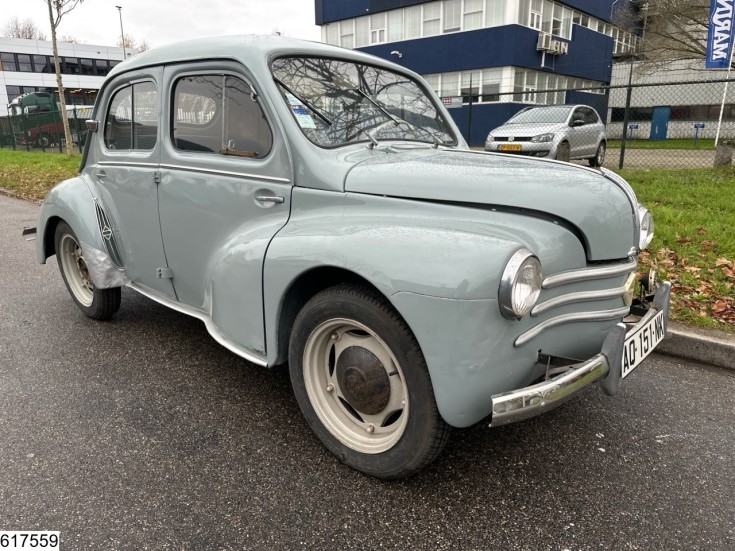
542,258,636,289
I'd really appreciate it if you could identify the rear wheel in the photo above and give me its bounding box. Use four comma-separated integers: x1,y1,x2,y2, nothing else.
54,221,121,320
289,284,450,479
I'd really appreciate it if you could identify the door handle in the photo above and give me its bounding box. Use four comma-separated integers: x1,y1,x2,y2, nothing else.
255,195,285,204
96,170,106,180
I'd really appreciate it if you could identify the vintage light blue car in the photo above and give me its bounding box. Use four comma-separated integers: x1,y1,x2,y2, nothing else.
33,36,670,479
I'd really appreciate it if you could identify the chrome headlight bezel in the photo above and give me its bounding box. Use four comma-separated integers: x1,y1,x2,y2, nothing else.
637,204,654,250
499,249,543,319
531,133,554,143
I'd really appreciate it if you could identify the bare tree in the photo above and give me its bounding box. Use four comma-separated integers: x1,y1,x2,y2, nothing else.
137,39,150,52
116,33,137,50
59,34,81,44
619,0,732,70
46,0,84,156
2,16,47,40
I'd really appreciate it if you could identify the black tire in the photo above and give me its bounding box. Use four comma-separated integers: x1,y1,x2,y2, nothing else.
54,221,121,320
555,141,570,162
589,141,606,167
37,134,50,148
288,283,450,479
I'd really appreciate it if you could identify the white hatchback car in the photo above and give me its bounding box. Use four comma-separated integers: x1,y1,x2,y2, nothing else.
485,105,607,166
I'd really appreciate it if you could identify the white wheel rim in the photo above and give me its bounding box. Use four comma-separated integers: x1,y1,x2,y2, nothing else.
59,233,94,307
302,318,409,454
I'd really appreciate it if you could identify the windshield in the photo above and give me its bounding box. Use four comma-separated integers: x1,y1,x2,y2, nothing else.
271,56,457,148
507,106,573,124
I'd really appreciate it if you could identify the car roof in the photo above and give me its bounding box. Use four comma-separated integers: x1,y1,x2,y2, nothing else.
107,34,409,80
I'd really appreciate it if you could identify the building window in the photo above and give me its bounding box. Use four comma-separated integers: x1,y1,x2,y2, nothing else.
424,74,440,96
481,68,502,102
442,0,461,33
404,5,421,39
529,0,542,30
423,2,441,36
464,0,483,30
340,21,355,49
461,70,481,103
355,16,369,47
388,10,403,42
552,4,562,36
370,13,386,43
440,71,460,97
485,0,506,27
541,0,553,34
17,54,32,72
1,53,18,72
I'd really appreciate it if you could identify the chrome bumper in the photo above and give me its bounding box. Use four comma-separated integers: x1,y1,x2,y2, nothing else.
489,281,671,427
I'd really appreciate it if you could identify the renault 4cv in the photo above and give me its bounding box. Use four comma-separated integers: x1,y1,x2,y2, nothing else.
30,36,670,479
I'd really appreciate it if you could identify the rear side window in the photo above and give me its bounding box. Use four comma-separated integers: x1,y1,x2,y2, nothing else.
172,75,273,159
104,81,158,150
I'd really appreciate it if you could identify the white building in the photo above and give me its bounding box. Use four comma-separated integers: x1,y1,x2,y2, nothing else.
0,37,134,116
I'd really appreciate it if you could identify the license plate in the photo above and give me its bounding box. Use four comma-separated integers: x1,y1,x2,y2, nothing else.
499,143,522,152
621,309,667,378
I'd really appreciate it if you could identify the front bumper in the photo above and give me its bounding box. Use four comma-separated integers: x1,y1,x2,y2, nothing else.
489,281,671,427
484,140,554,157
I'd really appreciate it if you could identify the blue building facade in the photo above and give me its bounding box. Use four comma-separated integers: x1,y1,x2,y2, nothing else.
315,0,636,145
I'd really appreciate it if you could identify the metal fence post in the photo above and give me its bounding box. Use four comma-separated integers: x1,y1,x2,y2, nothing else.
618,60,634,170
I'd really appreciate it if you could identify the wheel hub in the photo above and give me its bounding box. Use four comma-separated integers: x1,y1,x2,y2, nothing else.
336,346,390,415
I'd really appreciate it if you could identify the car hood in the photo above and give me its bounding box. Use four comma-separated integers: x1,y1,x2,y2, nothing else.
489,121,568,137
343,148,636,261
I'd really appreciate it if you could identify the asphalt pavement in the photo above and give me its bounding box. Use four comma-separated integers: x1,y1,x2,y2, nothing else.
1,193,734,550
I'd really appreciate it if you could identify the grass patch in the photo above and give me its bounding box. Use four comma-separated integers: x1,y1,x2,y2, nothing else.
608,138,719,150
621,166,735,331
0,149,81,200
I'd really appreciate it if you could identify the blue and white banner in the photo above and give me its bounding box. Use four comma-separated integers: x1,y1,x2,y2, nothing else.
706,0,735,69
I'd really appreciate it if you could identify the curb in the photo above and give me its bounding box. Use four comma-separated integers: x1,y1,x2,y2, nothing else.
657,321,735,371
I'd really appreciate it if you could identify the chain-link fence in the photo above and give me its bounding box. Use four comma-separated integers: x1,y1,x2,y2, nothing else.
473,75,735,169
0,105,91,153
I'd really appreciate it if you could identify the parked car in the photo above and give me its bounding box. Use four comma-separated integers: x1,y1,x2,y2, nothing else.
29,36,669,479
484,104,607,166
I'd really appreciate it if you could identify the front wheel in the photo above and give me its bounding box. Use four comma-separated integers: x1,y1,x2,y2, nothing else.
289,284,450,479
54,221,121,320
589,142,606,167
555,141,570,162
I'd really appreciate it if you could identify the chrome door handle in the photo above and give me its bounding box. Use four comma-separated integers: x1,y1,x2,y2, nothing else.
96,170,106,180
255,195,285,204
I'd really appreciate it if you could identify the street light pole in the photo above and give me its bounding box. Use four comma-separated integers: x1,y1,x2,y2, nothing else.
115,6,126,58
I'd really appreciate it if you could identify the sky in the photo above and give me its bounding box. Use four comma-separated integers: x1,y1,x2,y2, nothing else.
3,0,322,49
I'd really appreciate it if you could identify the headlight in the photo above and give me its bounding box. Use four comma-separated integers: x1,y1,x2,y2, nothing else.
638,205,654,250
487,134,495,142
531,133,554,143
499,249,542,319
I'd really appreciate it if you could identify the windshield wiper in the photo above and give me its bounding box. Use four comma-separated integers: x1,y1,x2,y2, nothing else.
355,89,404,126
274,77,333,127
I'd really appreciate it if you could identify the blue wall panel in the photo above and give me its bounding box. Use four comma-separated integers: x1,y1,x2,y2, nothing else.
358,25,613,83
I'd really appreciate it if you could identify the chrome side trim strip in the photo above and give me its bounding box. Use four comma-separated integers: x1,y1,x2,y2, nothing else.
159,163,290,184
531,286,626,316
515,306,630,347
97,161,291,184
98,161,159,169
128,283,268,367
542,258,636,289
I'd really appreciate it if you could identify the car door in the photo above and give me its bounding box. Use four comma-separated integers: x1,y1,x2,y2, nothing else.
157,62,292,357
89,67,176,299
